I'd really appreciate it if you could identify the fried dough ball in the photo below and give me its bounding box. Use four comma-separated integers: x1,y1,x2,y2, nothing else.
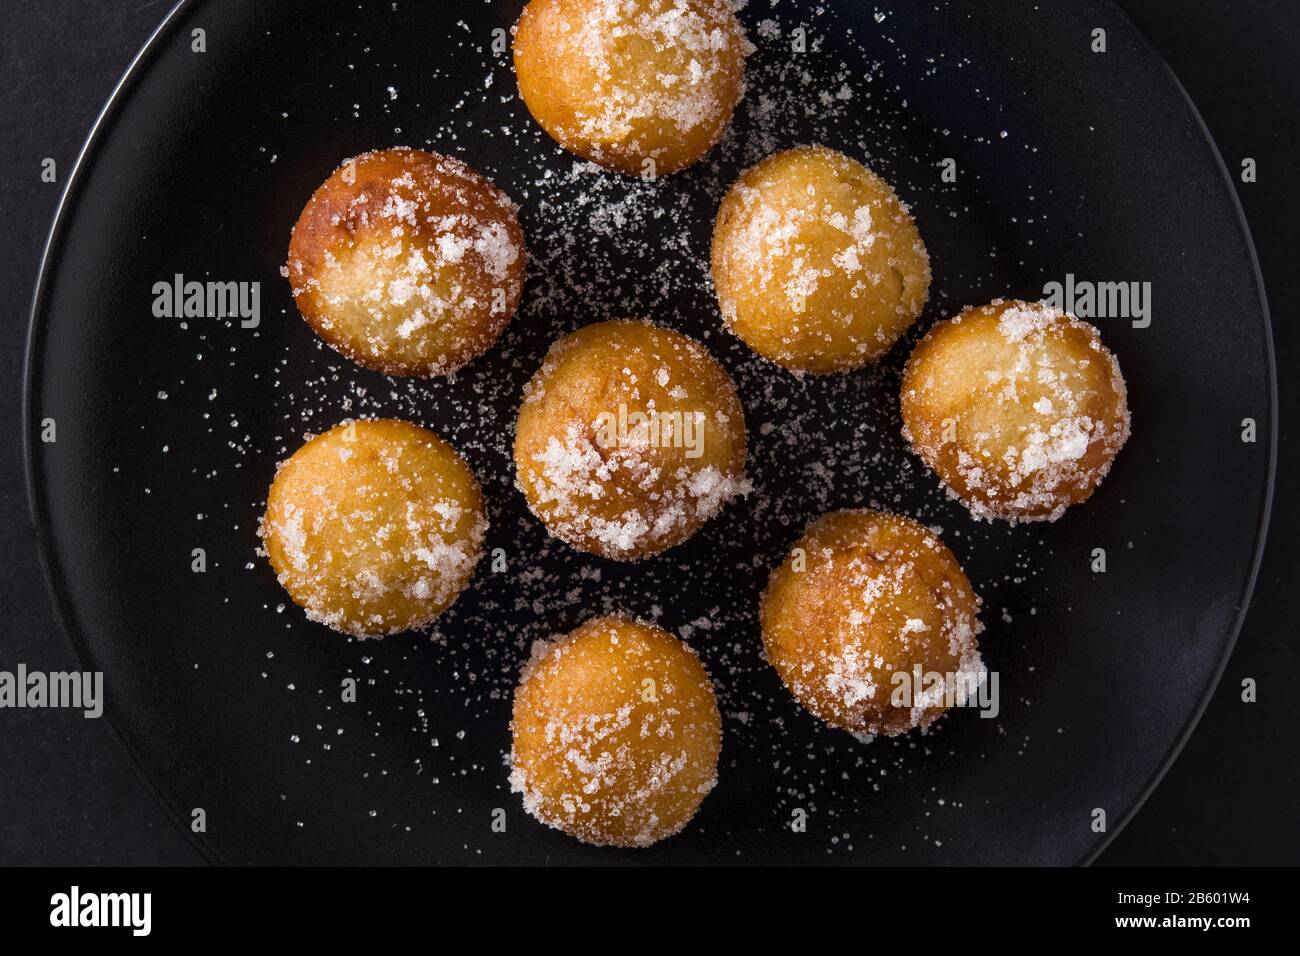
761,509,984,738
510,615,722,847
900,299,1131,523
287,147,525,376
711,145,931,374
512,0,750,176
260,419,487,637
514,320,749,560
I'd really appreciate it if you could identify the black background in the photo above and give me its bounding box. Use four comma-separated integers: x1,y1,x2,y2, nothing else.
0,0,1295,866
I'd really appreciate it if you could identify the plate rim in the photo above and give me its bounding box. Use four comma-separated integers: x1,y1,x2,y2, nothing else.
21,0,220,865
1075,0,1278,865
22,0,1278,867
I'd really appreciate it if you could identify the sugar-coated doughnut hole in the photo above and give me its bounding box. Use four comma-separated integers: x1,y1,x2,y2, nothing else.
512,0,751,176
513,320,749,560
260,419,487,637
509,615,722,847
287,147,525,376
712,145,931,374
761,509,984,738
900,299,1131,522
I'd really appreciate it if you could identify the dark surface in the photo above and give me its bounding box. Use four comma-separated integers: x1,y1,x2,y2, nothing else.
0,0,1295,865
25,0,1273,865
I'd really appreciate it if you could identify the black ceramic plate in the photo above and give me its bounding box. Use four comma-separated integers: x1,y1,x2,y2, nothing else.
25,0,1274,865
